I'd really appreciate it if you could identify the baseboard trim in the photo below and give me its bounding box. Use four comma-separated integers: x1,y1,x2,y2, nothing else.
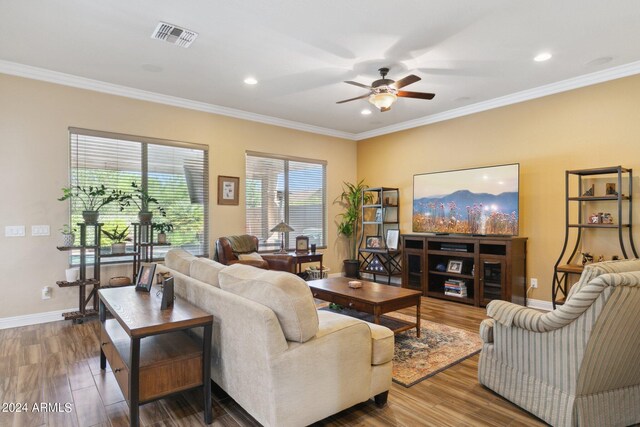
0,308,75,330
526,298,553,311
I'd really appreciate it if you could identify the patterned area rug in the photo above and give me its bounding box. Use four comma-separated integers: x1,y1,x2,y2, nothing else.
319,307,483,387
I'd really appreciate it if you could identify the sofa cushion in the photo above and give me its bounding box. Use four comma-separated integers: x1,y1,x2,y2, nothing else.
164,248,197,276
190,258,226,288
219,264,319,343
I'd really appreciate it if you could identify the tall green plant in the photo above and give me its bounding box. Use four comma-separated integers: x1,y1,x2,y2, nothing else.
335,180,371,260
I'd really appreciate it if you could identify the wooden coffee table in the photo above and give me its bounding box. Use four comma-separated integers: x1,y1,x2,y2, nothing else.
308,277,422,337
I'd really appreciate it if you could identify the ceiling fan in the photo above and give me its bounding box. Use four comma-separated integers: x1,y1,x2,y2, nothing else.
336,67,435,112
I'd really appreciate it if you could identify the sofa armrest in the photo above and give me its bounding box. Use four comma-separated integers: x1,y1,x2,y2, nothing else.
486,300,545,331
479,318,494,343
262,254,295,273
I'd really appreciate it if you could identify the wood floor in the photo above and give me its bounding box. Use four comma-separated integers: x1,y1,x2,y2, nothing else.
0,297,546,427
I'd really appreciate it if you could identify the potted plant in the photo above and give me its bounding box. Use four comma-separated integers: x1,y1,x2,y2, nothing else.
58,185,117,224
116,182,166,224
102,225,131,254
152,222,174,244
59,224,76,247
335,180,371,278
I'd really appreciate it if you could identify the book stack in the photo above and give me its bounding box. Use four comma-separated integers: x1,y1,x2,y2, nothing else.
444,279,467,298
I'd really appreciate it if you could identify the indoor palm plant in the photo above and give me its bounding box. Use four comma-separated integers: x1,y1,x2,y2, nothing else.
58,184,117,224
116,182,167,223
101,225,131,254
335,180,371,278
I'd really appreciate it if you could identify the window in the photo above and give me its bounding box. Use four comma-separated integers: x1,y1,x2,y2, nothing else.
69,128,209,261
245,152,326,251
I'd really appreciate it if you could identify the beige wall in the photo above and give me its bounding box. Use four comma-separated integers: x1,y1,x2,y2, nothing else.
357,74,640,302
0,73,357,318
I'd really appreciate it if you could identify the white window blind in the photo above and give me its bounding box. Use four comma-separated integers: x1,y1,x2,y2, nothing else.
245,152,326,251
69,128,209,260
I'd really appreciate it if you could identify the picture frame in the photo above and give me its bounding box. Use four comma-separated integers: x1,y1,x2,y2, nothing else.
366,235,383,249
160,276,175,310
135,263,156,292
385,229,399,250
217,175,239,205
375,208,383,223
606,183,617,196
446,260,463,274
295,235,309,253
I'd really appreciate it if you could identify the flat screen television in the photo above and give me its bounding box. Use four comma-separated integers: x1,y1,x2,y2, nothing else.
413,163,519,236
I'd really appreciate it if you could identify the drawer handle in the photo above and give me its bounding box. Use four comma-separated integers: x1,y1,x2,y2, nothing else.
101,342,108,347
349,302,354,307
114,368,123,373
313,293,318,297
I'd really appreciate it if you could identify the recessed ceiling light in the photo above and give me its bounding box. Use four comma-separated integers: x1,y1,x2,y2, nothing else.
361,109,372,115
244,77,258,85
534,52,552,62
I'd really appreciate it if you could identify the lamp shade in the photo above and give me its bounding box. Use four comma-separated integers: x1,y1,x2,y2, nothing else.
369,92,397,110
270,221,294,233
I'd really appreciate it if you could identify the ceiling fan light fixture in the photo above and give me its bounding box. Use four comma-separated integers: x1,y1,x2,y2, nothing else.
369,92,397,110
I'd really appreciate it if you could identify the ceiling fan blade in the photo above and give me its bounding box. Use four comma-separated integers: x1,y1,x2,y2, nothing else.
344,80,372,90
397,90,435,100
391,74,421,89
336,94,370,104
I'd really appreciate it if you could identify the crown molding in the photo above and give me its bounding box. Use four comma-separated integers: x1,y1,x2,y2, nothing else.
0,60,356,141
355,60,640,140
2,59,639,142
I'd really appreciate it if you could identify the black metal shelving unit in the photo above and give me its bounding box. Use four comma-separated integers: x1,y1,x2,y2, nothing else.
552,166,638,308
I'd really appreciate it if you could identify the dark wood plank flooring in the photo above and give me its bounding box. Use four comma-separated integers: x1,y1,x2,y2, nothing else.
0,297,545,426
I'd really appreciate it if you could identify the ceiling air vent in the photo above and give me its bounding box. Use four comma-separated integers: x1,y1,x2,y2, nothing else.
151,22,198,48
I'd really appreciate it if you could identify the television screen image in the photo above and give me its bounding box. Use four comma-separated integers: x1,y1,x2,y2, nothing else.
413,164,519,236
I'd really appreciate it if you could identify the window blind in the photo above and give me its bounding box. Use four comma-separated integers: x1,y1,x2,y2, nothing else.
69,128,209,261
245,152,326,251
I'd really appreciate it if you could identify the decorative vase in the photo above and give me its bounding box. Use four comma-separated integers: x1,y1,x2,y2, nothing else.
65,268,79,283
343,260,360,279
138,211,153,224
82,210,99,224
157,233,167,244
111,242,126,254
62,233,75,247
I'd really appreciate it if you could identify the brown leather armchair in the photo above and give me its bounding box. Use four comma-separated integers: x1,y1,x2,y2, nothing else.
215,235,295,273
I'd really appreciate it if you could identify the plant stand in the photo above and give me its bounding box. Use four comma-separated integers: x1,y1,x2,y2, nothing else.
132,223,171,281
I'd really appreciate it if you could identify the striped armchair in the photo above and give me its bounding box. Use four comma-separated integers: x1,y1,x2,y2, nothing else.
478,259,640,427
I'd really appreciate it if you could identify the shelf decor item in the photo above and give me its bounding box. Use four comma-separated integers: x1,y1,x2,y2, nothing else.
60,224,76,247
58,184,118,224
366,236,383,249
386,229,399,250
153,222,174,244
101,225,131,254
606,183,617,195
446,260,463,274
217,175,240,205
116,182,166,224
160,276,175,310
295,235,309,253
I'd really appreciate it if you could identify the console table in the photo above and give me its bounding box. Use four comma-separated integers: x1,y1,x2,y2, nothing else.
98,287,213,426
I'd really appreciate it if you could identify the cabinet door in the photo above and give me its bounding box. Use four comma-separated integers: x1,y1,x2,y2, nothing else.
403,250,425,293
479,257,506,306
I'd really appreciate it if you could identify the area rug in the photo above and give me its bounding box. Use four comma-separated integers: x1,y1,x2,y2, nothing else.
319,307,483,387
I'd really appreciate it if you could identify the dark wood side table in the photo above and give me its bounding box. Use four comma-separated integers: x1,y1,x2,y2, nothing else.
288,251,323,274
98,287,213,426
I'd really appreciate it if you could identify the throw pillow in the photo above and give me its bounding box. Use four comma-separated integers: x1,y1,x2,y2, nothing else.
238,252,264,261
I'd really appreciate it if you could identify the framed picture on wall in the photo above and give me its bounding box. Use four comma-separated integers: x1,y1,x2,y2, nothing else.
218,176,239,205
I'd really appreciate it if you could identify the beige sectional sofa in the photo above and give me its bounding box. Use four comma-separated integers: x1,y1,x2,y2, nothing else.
156,248,394,427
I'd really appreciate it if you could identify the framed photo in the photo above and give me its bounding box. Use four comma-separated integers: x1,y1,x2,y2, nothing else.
217,176,239,205
446,260,463,274
366,235,383,249
375,208,383,223
135,263,156,292
606,183,617,195
160,276,175,310
386,229,399,250
295,235,309,252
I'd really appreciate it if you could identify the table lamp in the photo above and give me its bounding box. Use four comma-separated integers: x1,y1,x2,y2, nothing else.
270,221,294,253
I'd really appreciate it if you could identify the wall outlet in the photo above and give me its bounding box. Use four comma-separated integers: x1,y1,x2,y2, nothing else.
4,225,25,237
530,278,538,288
42,286,52,300
31,225,50,236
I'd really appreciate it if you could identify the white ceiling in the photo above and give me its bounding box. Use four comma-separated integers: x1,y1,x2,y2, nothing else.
2,0,640,139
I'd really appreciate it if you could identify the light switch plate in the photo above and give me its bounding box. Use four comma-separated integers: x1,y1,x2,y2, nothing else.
31,225,50,236
5,225,26,237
